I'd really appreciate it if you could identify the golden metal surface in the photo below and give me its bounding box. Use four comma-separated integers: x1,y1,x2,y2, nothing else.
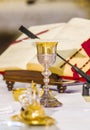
12,114,55,126
12,88,27,101
36,42,58,54
11,101,55,125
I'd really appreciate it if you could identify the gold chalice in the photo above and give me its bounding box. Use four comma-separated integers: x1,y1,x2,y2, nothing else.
36,41,62,107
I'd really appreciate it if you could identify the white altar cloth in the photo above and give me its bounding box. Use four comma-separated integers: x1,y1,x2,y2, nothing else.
0,75,90,130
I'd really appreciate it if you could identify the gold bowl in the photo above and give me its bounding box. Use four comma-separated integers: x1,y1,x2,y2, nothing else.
12,88,26,101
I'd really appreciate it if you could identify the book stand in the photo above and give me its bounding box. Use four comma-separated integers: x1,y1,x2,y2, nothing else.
3,70,66,93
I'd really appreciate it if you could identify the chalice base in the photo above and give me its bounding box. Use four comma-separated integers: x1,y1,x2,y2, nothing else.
40,92,62,107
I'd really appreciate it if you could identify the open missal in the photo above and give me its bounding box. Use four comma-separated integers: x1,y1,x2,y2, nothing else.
0,17,90,81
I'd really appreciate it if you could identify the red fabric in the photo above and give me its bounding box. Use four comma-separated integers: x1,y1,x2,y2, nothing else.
0,71,5,75
63,38,90,82
82,38,90,57
61,69,90,82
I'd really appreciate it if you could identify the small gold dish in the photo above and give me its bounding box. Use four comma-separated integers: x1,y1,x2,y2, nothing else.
12,114,55,126
11,101,55,126
12,88,26,101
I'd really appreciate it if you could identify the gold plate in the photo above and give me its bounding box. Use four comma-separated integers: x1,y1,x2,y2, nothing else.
11,114,55,126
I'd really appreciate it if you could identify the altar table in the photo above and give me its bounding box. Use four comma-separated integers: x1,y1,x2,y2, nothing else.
0,75,90,130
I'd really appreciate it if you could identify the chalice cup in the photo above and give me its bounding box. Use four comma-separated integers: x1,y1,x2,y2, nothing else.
36,41,62,107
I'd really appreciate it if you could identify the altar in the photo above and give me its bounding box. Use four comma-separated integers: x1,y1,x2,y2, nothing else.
0,74,90,130
0,16,90,129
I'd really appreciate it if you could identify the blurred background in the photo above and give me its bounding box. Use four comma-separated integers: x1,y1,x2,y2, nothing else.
0,0,90,54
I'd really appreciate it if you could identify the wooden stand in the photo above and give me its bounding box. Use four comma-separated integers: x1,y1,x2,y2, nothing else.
3,70,66,93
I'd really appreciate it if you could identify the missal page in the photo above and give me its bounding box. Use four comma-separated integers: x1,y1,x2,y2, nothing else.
55,17,90,50
0,40,37,71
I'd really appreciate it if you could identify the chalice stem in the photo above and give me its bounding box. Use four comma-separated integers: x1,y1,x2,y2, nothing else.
42,65,51,96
